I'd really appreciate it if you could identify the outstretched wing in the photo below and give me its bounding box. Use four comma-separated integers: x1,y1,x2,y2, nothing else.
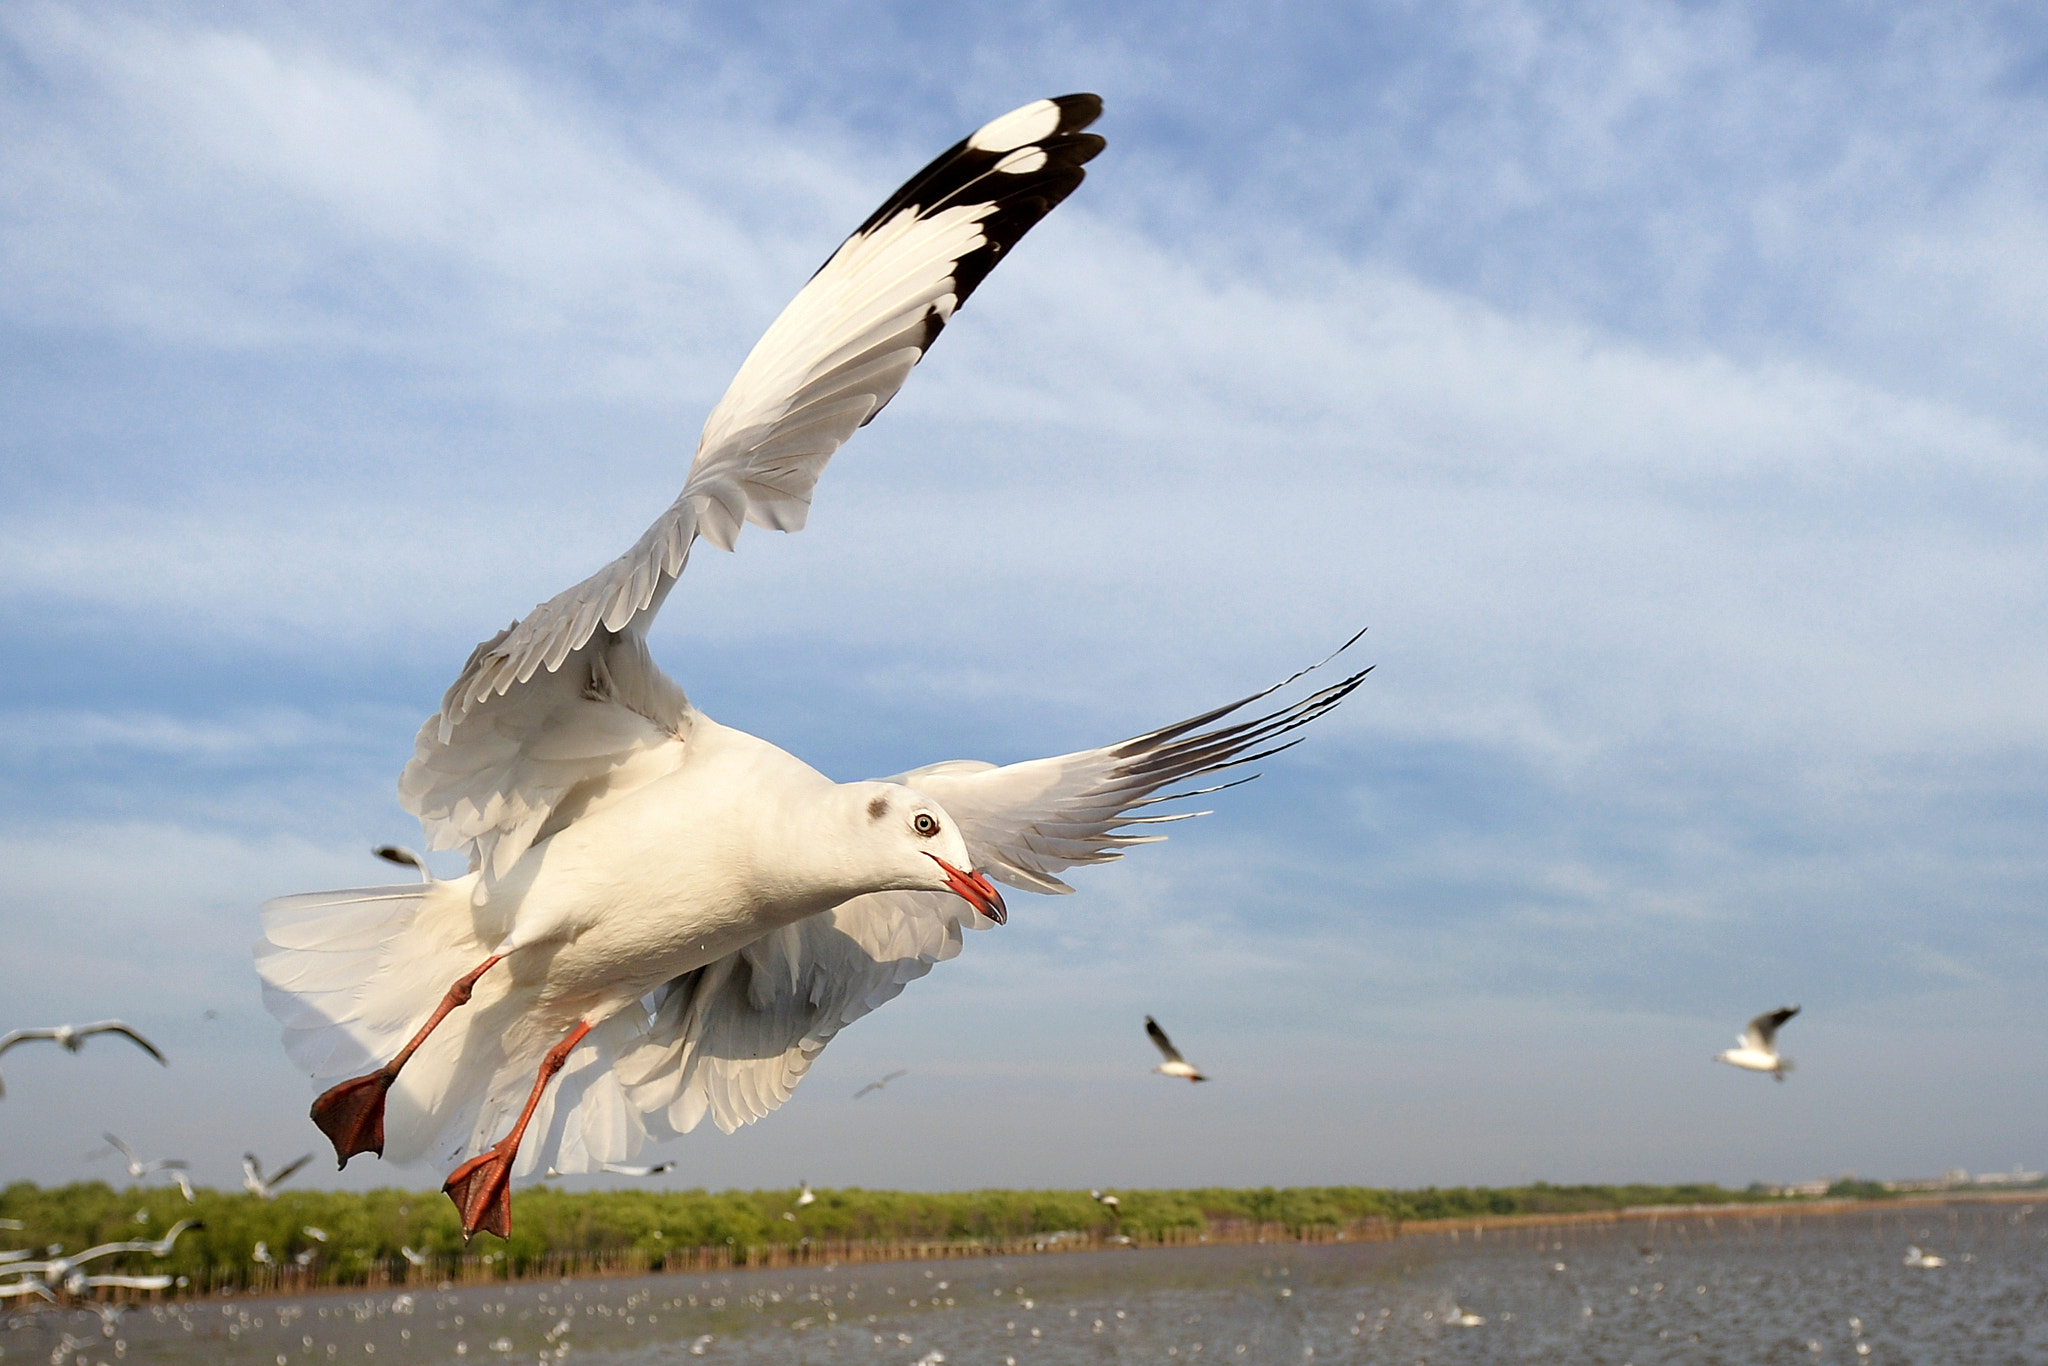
401,95,1105,879
1746,1005,1799,1050
80,1022,167,1066
584,648,1366,1150
1145,1016,1187,1065
267,1153,313,1189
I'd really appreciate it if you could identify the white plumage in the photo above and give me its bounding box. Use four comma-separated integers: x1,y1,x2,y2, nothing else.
255,94,1364,1239
1713,1005,1799,1081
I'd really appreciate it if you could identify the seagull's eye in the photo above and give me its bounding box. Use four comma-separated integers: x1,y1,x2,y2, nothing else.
912,812,940,838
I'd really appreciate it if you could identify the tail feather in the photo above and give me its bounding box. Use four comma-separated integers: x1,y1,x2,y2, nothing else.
257,875,660,1174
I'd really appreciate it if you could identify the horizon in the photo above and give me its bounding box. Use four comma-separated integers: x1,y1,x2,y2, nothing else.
4,1,2046,1199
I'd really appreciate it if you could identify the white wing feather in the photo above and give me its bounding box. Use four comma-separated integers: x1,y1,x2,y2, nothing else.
587,654,1368,1146
398,95,1105,879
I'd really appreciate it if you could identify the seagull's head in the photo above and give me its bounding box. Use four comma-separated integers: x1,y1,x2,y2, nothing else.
842,783,1006,925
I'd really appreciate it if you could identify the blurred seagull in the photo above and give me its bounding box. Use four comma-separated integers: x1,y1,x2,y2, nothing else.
253,92,1365,1244
1713,1006,1799,1081
853,1070,910,1100
101,1132,190,1182
598,1161,674,1177
301,1226,328,1242
242,1152,312,1199
796,1182,817,1207
1090,1190,1121,1213
78,1274,172,1293
251,1241,273,1266
166,1171,196,1203
1903,1245,1946,1268
1145,1017,1207,1082
400,1246,430,1267
0,1022,166,1098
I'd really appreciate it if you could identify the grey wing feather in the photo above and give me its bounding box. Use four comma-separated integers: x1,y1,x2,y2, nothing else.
1145,1016,1186,1065
1747,1005,1799,1050
891,639,1369,893
83,1022,167,1065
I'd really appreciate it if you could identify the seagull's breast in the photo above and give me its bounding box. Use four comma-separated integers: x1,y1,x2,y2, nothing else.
485,719,854,1008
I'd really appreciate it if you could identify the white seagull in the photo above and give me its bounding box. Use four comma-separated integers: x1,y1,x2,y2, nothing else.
1903,1245,1946,1268
101,1133,190,1183
796,1181,817,1207
1713,1006,1799,1082
255,93,1364,1241
1145,1017,1208,1082
853,1070,910,1100
242,1152,312,1200
0,1022,166,1098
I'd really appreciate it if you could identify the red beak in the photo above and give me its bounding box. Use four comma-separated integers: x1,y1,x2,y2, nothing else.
928,855,1007,925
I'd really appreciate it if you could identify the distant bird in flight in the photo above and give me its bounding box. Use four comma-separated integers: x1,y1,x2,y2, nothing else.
242,1151,312,1199
1713,1005,1799,1081
1090,1189,1121,1213
101,1132,190,1182
400,1246,430,1267
796,1181,817,1207
598,1161,675,1177
167,1170,196,1203
1146,1017,1207,1082
0,1021,166,1097
853,1070,910,1099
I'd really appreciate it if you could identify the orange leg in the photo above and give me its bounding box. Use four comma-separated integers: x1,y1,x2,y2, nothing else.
310,955,504,1167
442,1020,593,1240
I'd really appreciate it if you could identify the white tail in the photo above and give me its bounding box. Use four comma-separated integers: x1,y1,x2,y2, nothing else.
255,880,655,1174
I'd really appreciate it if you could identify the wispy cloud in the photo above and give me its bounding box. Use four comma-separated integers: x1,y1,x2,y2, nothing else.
1,0,2044,1190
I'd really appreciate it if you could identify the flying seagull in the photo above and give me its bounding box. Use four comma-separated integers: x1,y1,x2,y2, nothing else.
796,1181,817,1207
1145,1017,1208,1082
1090,1189,1121,1213
853,1070,910,1100
1713,1006,1799,1081
101,1133,190,1182
0,1022,165,1098
242,1152,312,1200
255,93,1365,1242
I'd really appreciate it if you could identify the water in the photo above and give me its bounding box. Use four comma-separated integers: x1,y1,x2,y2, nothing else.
7,1202,2042,1365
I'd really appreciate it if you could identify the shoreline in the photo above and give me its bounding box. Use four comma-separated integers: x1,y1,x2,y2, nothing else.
31,1188,2032,1309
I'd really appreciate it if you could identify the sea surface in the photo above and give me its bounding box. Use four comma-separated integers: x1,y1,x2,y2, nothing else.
6,1202,2042,1366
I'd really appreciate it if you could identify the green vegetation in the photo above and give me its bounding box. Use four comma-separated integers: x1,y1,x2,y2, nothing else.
0,1178,1784,1296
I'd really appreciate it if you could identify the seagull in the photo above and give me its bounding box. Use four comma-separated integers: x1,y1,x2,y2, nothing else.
242,1152,312,1200
101,1133,190,1182
1903,1245,1946,1268
0,1277,53,1302
251,1241,273,1266
76,1274,173,1293
1713,1006,1799,1081
399,1246,430,1267
254,93,1364,1242
166,1171,195,1203
796,1182,817,1207
0,1220,203,1286
853,1070,910,1100
597,1161,674,1177
1145,1017,1208,1082
1090,1190,1121,1212
0,1022,166,1098
301,1225,328,1242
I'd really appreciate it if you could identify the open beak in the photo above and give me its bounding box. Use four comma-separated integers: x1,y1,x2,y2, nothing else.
928,855,1007,925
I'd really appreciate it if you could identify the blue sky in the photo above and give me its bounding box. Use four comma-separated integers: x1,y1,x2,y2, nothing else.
3,0,2044,1197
